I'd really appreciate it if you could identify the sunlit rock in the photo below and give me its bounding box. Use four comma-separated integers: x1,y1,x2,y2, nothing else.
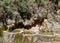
3,31,15,42
43,19,60,32
0,22,3,28
23,19,34,25
12,29,24,33
29,25,40,34
7,19,15,25
57,10,60,14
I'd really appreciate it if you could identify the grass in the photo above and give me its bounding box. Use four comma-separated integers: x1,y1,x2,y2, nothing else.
39,31,54,35
13,33,23,43
13,33,29,43
23,31,35,34
0,29,3,41
12,29,20,33
0,36,3,41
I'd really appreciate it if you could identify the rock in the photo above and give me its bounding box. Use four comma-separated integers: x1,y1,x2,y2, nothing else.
29,25,40,34
3,31,15,42
57,10,60,14
0,22,3,28
23,19,34,25
43,19,60,32
7,19,15,25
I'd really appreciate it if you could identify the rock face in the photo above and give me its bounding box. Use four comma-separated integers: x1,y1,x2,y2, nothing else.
43,19,60,31
44,1,60,32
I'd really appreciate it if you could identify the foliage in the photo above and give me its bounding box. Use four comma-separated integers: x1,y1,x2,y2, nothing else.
0,0,33,19
0,0,59,31
0,0,34,30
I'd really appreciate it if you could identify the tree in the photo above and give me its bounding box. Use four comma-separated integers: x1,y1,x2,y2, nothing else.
0,0,34,30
